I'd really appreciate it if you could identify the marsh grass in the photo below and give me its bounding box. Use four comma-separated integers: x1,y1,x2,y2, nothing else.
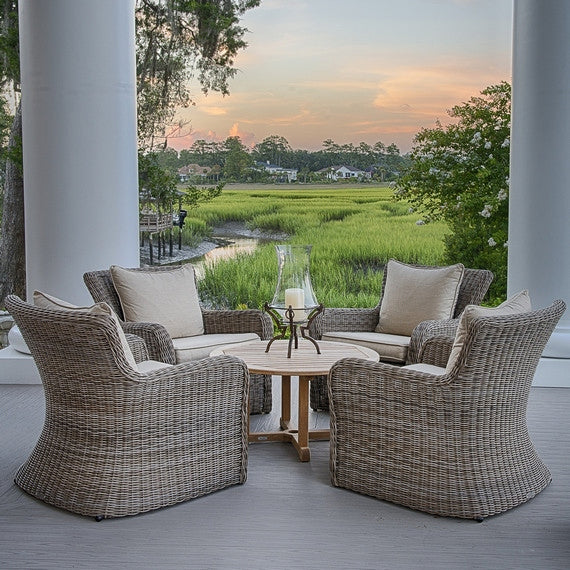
188,185,448,309
178,218,210,247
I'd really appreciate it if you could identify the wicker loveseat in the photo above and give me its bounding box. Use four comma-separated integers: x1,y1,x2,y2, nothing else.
327,298,565,520
6,294,250,519
309,262,493,411
84,265,273,414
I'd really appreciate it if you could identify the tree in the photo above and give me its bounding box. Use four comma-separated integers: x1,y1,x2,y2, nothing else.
136,0,260,149
155,146,181,174
222,135,252,180
0,0,23,304
252,135,292,166
138,151,179,213
395,82,511,300
139,149,223,218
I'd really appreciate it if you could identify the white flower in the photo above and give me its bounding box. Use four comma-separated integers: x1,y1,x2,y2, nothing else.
488,237,497,247
488,154,494,160
503,241,509,248
497,189,508,201
505,176,510,187
471,132,482,144
408,207,414,213
501,138,510,148
416,219,425,226
484,141,492,149
479,205,493,218
429,167,439,175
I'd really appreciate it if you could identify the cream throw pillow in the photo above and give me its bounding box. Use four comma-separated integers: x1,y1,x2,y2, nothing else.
445,289,532,373
375,260,465,336
110,264,204,339
33,290,138,371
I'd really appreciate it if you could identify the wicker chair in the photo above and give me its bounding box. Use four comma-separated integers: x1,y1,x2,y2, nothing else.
309,266,493,411
83,266,273,414
328,299,566,520
6,295,249,520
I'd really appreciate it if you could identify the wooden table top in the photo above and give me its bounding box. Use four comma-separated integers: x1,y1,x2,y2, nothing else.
211,339,379,376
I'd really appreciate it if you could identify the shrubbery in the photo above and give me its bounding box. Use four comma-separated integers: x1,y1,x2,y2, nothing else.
395,82,511,302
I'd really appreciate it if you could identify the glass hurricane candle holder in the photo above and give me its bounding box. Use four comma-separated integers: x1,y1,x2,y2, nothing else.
265,244,323,357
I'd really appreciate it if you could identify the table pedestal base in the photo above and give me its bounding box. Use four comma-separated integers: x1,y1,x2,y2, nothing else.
248,374,329,462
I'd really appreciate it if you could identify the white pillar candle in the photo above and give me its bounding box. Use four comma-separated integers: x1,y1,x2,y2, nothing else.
285,288,305,322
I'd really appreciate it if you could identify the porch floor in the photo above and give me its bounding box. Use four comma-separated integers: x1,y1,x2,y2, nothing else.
1,378,569,569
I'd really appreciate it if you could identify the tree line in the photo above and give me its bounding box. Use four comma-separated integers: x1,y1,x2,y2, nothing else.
153,134,410,183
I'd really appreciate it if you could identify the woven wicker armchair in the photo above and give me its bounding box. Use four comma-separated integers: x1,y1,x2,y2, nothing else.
309,266,493,411
328,299,565,520
6,294,249,520
83,266,273,414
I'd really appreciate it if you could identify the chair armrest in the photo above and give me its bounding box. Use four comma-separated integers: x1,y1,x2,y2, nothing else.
407,318,459,365
202,309,274,340
125,333,149,363
309,307,380,339
121,321,176,364
416,335,455,367
329,358,451,401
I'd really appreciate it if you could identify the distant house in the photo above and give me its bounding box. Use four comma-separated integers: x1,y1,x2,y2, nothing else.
258,161,298,182
318,165,371,181
178,164,212,182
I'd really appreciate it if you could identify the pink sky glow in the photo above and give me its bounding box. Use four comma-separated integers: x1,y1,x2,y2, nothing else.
167,0,513,154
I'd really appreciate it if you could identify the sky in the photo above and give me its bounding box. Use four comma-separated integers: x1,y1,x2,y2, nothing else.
168,0,513,154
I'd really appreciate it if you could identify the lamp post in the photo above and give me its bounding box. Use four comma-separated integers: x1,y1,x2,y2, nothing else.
177,209,187,250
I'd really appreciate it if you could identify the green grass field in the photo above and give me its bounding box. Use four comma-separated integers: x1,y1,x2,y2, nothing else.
184,184,448,309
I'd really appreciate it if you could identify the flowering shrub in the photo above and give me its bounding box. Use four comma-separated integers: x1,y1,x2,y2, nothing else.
395,82,511,301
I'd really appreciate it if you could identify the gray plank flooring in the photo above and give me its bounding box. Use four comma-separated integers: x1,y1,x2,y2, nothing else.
1,377,569,570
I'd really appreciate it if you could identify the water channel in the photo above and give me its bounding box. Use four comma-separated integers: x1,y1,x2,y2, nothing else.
140,227,284,278
191,236,263,279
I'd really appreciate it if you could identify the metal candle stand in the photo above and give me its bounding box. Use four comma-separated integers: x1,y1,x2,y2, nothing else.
264,303,324,358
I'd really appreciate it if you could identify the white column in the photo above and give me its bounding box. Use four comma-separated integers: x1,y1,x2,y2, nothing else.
19,0,139,305
509,0,570,385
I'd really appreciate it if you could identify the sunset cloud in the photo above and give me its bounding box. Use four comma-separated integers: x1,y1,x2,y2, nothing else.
168,0,511,153
201,106,228,116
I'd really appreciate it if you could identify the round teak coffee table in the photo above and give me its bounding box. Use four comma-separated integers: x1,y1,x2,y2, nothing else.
211,339,379,461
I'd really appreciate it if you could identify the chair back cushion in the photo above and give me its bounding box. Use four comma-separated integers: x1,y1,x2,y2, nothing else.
110,264,204,339
33,290,138,371
376,259,465,336
445,289,532,372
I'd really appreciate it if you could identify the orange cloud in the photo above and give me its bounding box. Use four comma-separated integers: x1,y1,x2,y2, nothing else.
228,123,256,147
201,106,228,116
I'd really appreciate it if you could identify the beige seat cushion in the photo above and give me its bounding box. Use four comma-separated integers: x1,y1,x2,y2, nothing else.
402,363,447,375
110,264,204,339
173,332,259,363
322,331,411,363
33,290,138,371
445,289,532,373
376,259,465,336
